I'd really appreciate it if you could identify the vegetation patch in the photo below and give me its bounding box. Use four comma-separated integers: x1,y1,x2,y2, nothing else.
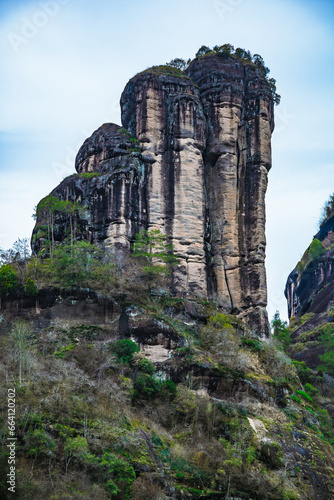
80,172,102,179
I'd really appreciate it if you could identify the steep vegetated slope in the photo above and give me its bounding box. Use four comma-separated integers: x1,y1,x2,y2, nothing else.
1,291,334,499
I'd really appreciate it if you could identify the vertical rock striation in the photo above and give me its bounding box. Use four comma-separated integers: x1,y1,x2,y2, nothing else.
121,69,207,295
285,216,334,320
284,218,334,370
32,54,275,335
187,56,274,333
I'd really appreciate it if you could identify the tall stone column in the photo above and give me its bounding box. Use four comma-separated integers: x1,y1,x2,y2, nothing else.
187,56,274,335
121,71,207,296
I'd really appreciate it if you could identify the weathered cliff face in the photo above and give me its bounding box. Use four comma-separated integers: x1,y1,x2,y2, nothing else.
285,216,334,368
32,123,148,264
32,54,275,335
187,56,273,331
121,69,207,297
286,253,334,321
285,216,334,320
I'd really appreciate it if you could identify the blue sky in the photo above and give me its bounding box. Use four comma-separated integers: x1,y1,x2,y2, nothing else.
1,0,334,321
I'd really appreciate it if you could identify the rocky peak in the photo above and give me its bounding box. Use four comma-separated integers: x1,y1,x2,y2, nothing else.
75,123,138,174
32,49,276,336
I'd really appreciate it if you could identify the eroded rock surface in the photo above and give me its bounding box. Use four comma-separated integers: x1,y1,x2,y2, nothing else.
285,215,334,367
33,54,275,335
285,215,334,321
187,56,273,332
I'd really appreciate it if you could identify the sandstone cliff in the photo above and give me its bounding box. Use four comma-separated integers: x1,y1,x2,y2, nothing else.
32,52,275,335
285,215,334,368
285,215,334,321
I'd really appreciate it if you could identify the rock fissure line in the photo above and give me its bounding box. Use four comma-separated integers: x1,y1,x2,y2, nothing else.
223,259,234,313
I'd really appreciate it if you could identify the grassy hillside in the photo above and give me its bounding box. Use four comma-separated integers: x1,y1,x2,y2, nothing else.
1,292,334,499
1,233,334,498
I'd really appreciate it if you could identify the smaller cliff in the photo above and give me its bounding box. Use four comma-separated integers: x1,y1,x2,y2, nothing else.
285,213,334,368
285,215,334,320
32,124,148,263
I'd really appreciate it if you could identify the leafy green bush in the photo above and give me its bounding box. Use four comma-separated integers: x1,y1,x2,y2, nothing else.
316,408,334,442
132,228,179,292
24,277,38,297
172,385,197,418
290,395,301,403
242,338,262,351
129,137,140,144
199,313,235,349
271,311,291,351
113,339,139,365
304,383,319,398
37,241,118,293
133,373,161,399
53,344,76,358
137,358,155,374
162,379,177,399
0,264,19,297
318,324,334,375
80,172,101,179
65,436,89,473
296,390,313,404
291,360,314,384
47,241,103,288
198,313,244,370
309,238,324,260
206,313,234,331
24,428,55,458
94,452,136,499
